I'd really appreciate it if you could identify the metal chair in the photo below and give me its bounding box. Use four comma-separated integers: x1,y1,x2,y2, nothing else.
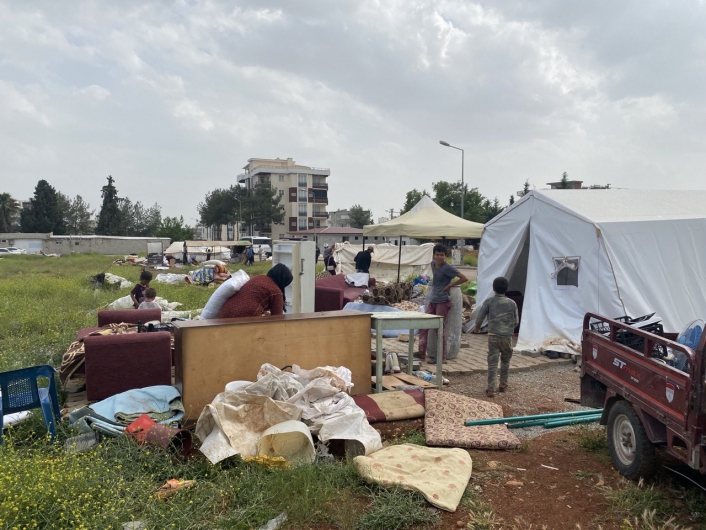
0,365,61,444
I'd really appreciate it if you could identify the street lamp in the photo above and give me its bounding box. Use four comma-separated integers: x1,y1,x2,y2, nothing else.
233,196,242,239
439,140,465,220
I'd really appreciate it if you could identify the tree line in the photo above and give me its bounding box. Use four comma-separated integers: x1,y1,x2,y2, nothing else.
0,177,194,242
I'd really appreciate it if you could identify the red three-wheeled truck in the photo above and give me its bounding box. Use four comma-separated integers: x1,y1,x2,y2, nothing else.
581,313,706,479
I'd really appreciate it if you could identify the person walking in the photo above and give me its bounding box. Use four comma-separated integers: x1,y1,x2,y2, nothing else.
473,276,519,397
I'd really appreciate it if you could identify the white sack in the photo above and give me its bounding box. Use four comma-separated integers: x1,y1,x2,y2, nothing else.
257,420,316,464
195,392,301,464
107,295,134,310
201,270,250,319
155,273,186,285
104,273,132,289
344,273,370,287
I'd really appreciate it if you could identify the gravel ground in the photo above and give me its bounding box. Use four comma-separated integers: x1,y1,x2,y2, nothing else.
444,363,604,439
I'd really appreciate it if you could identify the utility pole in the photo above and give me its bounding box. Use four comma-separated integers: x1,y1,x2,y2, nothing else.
387,208,396,219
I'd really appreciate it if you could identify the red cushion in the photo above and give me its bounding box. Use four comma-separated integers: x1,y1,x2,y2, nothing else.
84,331,172,402
314,275,376,312
97,309,161,327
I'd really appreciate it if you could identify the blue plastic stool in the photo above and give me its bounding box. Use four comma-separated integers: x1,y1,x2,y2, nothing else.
0,364,61,443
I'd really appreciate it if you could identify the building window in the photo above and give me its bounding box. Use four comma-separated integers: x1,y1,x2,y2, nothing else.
298,174,307,187
298,204,307,216
298,188,307,202
354,236,359,240
279,175,285,182
298,218,307,230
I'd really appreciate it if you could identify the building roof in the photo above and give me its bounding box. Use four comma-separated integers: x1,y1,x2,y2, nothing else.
0,232,51,239
295,227,364,235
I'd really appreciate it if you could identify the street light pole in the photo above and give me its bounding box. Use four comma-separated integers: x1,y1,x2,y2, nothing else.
439,140,465,220
234,196,241,239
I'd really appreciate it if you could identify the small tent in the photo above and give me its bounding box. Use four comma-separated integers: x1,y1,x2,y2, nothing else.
363,196,484,239
477,189,706,353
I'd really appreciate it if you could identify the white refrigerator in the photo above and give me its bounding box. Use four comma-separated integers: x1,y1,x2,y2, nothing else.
272,241,316,314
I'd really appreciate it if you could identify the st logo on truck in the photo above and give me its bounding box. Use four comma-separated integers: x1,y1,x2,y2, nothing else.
613,357,640,382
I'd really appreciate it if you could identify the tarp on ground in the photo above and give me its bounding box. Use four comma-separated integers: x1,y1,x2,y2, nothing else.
164,241,235,255
334,242,433,282
477,189,706,354
362,196,484,239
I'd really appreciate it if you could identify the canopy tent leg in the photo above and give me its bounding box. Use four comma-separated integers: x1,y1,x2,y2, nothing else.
397,235,402,283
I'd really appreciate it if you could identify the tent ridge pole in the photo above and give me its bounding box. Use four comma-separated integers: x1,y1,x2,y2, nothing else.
397,235,402,283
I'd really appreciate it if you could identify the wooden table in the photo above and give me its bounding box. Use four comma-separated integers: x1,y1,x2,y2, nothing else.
371,311,444,393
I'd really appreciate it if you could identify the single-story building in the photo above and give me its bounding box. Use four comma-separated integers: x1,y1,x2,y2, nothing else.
0,233,171,256
292,227,418,250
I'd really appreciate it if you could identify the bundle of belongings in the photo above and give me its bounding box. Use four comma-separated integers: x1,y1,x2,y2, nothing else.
195,363,383,465
360,281,413,306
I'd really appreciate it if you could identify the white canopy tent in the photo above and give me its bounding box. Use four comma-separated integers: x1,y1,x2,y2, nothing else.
363,196,484,281
363,196,484,239
477,189,706,354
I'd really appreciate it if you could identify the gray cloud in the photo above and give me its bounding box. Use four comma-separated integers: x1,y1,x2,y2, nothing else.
0,0,704,222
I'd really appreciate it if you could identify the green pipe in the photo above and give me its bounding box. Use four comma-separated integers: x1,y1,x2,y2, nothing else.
507,419,551,429
543,414,602,428
465,408,602,427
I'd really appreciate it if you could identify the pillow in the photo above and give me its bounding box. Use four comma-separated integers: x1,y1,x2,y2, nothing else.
201,270,250,319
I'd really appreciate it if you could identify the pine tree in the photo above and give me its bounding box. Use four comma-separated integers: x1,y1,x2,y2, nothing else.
0,193,19,232
96,176,125,236
20,180,66,234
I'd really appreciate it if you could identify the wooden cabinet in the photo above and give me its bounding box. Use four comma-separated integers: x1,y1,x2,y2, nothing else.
174,310,372,421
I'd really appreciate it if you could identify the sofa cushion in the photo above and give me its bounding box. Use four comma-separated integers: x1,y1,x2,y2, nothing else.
314,275,376,312
84,331,172,402
98,308,161,327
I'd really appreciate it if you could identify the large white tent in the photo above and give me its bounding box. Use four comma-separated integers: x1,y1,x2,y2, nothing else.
477,189,706,353
363,196,484,239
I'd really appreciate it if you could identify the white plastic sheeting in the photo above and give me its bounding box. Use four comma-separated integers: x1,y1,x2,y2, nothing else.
195,363,382,464
477,189,706,353
334,242,433,282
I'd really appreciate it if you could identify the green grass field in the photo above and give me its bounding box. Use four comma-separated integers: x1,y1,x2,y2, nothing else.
0,254,441,529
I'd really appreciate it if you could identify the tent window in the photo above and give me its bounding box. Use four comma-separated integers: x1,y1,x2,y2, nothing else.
552,256,580,288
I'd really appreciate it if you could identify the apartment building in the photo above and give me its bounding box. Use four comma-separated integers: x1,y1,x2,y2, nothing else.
237,158,329,240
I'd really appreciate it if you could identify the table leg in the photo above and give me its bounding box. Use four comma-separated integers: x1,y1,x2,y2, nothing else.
436,319,444,390
407,329,414,375
375,321,384,393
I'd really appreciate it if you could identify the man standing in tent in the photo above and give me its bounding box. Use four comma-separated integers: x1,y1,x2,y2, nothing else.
419,244,468,364
473,277,519,398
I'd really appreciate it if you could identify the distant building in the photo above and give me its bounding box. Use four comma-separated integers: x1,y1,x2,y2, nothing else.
0,233,169,255
545,180,611,190
377,216,390,224
237,157,329,241
328,209,351,228
294,227,418,248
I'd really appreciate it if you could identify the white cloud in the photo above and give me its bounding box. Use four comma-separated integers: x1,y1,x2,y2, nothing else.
74,84,111,101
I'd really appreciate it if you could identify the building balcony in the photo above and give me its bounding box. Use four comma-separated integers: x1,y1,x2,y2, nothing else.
313,211,328,218
313,198,328,204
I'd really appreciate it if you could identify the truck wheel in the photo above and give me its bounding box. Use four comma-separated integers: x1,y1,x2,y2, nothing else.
607,400,657,479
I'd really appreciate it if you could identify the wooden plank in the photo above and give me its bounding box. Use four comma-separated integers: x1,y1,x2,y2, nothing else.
393,372,437,389
175,311,372,421
370,375,406,391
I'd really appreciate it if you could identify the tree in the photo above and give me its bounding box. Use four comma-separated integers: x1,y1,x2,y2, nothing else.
64,195,95,235
348,204,373,229
118,200,161,236
522,179,531,196
20,180,66,234
242,185,285,234
96,176,125,236
557,172,572,189
198,187,238,239
509,195,515,206
483,197,504,222
0,193,19,232
400,189,429,215
155,216,195,242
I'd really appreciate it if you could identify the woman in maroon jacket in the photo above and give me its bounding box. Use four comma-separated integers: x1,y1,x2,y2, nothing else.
219,264,293,318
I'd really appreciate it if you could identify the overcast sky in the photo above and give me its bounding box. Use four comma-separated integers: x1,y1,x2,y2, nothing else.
1,1,704,223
